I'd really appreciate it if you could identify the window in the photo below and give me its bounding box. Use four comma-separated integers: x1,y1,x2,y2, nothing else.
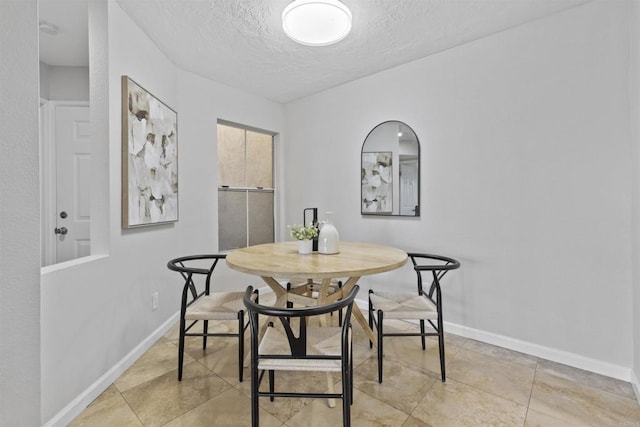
217,121,274,251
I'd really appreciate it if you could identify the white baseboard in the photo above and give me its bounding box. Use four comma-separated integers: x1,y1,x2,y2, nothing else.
327,294,634,384
443,321,633,383
632,369,640,405
43,313,179,427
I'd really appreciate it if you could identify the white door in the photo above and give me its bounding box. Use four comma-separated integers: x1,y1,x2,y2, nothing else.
399,159,419,216
54,105,91,263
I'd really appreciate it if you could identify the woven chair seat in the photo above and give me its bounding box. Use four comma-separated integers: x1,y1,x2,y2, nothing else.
369,291,438,320
185,292,246,321
258,325,345,372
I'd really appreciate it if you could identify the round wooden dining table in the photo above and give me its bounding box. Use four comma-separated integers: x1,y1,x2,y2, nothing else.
226,241,408,346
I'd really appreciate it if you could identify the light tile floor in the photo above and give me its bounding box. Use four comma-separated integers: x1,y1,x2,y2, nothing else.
70,313,640,426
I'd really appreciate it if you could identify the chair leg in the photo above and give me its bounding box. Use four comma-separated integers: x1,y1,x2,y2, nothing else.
350,328,354,405
202,320,208,350
338,281,343,326
344,346,352,426
368,290,374,349
269,370,275,402
238,311,244,382
343,375,350,427
178,319,186,381
420,319,426,350
342,358,349,426
286,282,293,309
377,310,384,383
251,357,259,427
438,319,446,382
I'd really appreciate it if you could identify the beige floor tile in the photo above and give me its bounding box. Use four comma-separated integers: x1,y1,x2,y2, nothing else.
286,388,409,427
278,399,353,427
163,321,181,342
351,321,377,347
69,393,142,427
354,356,438,414
524,408,571,426
88,384,121,407
121,361,231,426
376,334,462,380
72,305,640,427
411,378,527,426
233,370,254,400
463,338,538,368
442,331,472,348
352,341,378,368
536,358,636,400
402,415,435,427
446,347,536,405
199,339,246,385
253,369,342,422
529,371,640,426
163,387,282,427
115,338,191,393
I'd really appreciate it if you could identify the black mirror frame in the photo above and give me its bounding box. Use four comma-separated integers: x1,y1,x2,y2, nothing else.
361,120,420,217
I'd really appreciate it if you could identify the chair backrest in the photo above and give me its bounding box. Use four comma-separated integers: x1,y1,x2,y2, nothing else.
243,285,359,358
167,254,227,306
407,253,460,300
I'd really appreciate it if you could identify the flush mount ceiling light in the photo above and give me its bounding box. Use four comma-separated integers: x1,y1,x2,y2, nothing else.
282,0,352,46
39,21,59,36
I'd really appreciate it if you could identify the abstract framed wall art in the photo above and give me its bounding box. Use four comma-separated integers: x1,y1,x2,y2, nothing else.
361,151,393,214
121,76,178,228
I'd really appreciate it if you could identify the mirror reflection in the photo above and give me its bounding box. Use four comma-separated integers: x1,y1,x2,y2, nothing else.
361,121,420,216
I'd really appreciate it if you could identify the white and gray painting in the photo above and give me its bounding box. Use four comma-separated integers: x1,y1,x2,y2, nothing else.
124,77,178,227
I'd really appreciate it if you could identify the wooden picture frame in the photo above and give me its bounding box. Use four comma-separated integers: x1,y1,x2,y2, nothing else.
121,76,178,228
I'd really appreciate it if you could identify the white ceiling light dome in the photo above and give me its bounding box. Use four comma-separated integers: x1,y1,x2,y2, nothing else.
282,0,352,47
39,21,60,36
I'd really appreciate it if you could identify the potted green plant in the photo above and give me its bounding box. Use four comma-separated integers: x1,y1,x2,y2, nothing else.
288,223,318,254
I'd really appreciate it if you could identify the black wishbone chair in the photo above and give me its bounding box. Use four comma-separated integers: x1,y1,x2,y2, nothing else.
167,254,254,382
244,285,359,427
369,252,460,383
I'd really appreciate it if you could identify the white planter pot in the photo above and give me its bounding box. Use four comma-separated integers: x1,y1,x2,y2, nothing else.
298,239,313,254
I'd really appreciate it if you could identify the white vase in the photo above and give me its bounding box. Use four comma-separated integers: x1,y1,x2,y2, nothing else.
318,212,340,254
298,239,313,254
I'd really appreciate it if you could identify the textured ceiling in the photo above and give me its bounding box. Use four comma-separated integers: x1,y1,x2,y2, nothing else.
39,0,89,67
40,0,591,103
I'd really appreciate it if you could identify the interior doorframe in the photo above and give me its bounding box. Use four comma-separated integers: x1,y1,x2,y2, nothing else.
40,100,90,267
40,98,56,266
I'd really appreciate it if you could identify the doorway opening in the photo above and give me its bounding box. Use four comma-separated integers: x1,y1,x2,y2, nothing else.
39,0,91,266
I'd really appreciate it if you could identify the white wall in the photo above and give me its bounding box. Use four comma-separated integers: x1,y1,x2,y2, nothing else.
629,0,640,399
40,1,285,424
0,1,42,425
39,63,90,101
174,70,287,257
285,0,634,378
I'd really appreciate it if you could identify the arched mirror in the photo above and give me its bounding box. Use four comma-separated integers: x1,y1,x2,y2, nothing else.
361,121,420,216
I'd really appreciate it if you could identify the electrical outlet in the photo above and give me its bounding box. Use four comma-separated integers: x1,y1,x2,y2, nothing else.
152,292,159,311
